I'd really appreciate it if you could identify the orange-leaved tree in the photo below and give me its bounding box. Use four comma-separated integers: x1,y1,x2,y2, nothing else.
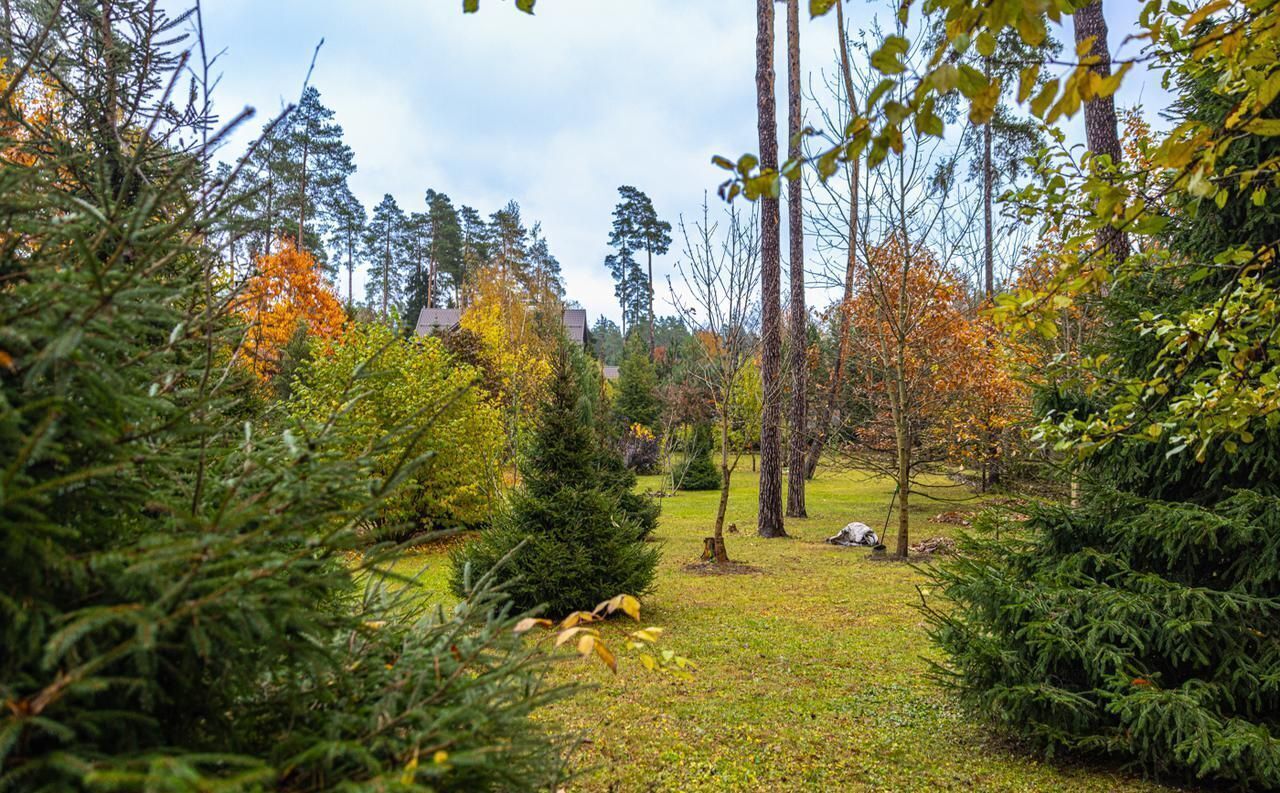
235,241,346,381
847,236,1022,555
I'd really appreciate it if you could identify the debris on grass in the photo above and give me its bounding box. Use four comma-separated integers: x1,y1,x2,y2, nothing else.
930,510,972,526
910,536,958,556
682,560,765,576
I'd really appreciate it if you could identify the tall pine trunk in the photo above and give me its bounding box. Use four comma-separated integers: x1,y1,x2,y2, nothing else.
806,0,859,480
785,0,807,518
756,0,786,538
647,247,655,358
346,233,354,309
382,233,390,320
298,133,309,250
982,83,994,298
1073,0,1130,264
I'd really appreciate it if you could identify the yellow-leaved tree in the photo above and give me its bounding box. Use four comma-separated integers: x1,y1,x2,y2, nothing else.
289,322,504,540
457,265,557,468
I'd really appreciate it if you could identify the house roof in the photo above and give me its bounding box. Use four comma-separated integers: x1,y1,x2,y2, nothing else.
415,306,589,345
602,365,620,381
562,308,587,345
414,307,462,336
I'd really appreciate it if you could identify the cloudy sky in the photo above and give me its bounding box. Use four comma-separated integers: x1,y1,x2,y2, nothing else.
189,0,1166,326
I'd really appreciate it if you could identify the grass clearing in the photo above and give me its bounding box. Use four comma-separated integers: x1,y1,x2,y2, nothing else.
392,467,1188,792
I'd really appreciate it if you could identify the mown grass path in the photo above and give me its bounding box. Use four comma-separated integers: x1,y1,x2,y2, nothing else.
395,467,1188,792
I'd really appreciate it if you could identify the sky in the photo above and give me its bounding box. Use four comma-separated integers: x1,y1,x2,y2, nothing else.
186,0,1168,328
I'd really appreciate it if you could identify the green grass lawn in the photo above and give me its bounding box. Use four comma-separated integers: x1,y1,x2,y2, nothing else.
392,467,1189,792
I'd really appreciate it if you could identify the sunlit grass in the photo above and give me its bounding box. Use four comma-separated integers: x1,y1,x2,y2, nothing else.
391,467,1187,792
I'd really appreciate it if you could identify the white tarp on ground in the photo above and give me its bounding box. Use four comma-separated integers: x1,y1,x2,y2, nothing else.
826,522,880,547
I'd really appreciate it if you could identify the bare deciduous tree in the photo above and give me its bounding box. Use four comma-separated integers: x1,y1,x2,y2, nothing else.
670,199,761,563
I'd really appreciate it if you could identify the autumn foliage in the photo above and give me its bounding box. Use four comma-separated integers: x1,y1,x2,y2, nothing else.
848,238,1025,468
235,242,346,380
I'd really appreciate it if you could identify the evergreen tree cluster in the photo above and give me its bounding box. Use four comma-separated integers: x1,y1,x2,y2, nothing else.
605,185,671,342
219,81,564,322
450,344,660,617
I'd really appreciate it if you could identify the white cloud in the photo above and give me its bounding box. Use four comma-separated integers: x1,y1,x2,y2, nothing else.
182,0,1170,323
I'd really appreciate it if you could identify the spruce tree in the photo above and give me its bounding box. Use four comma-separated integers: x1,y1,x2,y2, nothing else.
614,334,661,429
676,423,721,491
927,64,1280,789
450,344,660,616
0,6,576,789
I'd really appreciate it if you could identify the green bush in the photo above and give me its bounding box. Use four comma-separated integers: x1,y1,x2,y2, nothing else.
927,492,1280,788
676,424,721,491
0,8,572,789
290,322,504,541
451,345,660,616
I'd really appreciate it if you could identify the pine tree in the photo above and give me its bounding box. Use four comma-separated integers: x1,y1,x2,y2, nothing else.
363,193,409,320
604,245,648,336
327,184,365,307
283,86,357,266
458,204,491,307
237,86,356,270
590,317,624,365
450,344,660,617
527,224,565,301
427,189,466,303
490,200,530,290
608,186,671,354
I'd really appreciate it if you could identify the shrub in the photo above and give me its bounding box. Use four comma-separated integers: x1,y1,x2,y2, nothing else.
676,423,721,491
623,422,661,473
451,345,660,616
290,322,504,540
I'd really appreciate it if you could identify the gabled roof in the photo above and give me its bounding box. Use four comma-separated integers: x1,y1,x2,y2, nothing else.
414,308,462,336
415,305,589,346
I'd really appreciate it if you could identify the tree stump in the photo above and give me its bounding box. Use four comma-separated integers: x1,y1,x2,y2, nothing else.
701,536,730,564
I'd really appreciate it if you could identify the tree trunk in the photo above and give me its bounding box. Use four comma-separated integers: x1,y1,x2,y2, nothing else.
756,0,786,538
346,233,354,309
428,252,437,310
647,247,655,359
805,0,859,481
982,88,994,299
382,234,390,320
711,418,733,563
785,0,808,519
1073,0,1130,264
894,398,911,559
298,133,309,249
264,168,274,255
